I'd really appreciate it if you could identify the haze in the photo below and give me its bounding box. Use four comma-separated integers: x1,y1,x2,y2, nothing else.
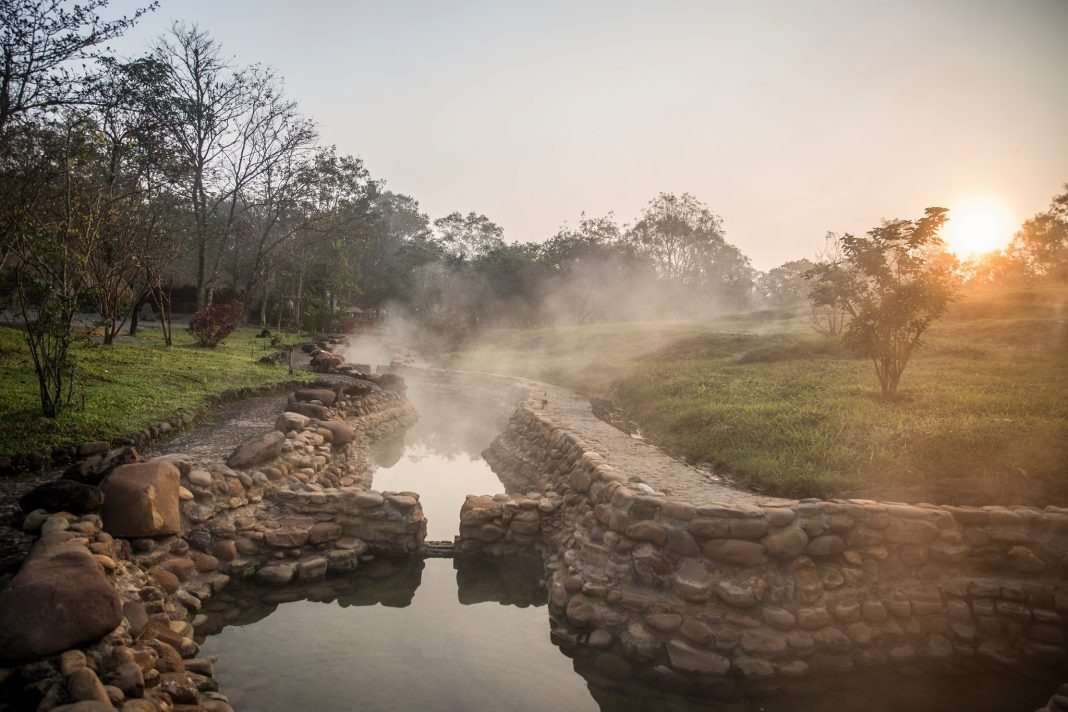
108,0,1068,269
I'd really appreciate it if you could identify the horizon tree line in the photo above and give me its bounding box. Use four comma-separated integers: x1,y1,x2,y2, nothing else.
1,1,1065,415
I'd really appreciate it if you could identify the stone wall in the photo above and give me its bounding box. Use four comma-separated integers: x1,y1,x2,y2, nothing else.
479,382,1068,694
0,359,428,711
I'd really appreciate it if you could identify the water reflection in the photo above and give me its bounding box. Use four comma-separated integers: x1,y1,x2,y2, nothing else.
199,557,598,712
371,378,518,540
199,557,1058,712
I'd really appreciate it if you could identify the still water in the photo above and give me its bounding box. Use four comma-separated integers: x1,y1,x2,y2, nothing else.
199,556,598,712
370,377,517,541
198,556,1058,712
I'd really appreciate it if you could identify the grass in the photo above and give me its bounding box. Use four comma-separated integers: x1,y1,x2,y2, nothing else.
443,285,1068,503
0,325,313,458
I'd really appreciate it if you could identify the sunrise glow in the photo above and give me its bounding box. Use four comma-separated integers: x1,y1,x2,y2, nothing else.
942,199,1016,258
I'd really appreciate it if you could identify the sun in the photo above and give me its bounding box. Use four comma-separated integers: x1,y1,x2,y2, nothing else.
941,198,1016,259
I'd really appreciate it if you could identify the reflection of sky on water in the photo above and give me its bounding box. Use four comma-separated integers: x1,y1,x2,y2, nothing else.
371,380,515,541
374,443,505,540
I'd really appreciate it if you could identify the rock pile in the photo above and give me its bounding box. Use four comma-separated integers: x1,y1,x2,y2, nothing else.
0,347,425,711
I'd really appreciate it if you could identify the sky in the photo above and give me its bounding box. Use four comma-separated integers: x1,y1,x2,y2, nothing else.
106,0,1068,270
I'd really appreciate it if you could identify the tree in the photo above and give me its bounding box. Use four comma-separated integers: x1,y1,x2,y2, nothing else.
432,211,504,261
7,118,97,416
0,0,155,136
627,192,753,309
1009,184,1068,282
806,208,957,397
806,232,849,336
759,259,816,306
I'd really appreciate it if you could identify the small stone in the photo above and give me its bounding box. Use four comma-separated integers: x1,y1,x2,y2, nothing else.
764,607,797,631
67,667,110,703
646,613,683,633
298,556,329,580
712,571,767,608
256,563,296,585
187,469,213,487
797,607,831,629
105,661,145,699
148,566,179,594
566,594,595,627
666,639,730,674
805,535,845,557
702,539,766,566
60,649,88,675
763,526,809,559
308,522,343,544
625,520,667,546
355,491,385,508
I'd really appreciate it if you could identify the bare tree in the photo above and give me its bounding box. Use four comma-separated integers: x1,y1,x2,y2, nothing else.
152,25,316,309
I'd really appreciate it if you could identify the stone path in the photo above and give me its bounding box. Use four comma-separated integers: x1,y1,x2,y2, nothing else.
0,348,349,572
538,380,793,508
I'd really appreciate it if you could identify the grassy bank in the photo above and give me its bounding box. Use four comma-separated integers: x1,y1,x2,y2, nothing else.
444,286,1068,504
0,325,312,458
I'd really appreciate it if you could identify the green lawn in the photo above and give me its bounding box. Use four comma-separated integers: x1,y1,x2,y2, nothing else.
0,325,312,458
444,286,1068,504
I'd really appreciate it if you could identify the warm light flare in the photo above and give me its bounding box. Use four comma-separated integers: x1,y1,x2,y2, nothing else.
942,199,1015,259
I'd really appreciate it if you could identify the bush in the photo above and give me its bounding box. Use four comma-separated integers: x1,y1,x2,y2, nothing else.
188,300,244,347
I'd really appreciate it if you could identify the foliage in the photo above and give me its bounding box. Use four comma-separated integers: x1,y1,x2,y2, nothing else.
1009,184,1068,281
758,259,815,306
445,287,1068,502
806,209,958,396
188,300,244,347
433,211,505,261
0,0,155,135
628,192,754,308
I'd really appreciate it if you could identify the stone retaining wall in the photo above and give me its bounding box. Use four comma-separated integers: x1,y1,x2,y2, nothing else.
0,355,428,711
473,378,1068,697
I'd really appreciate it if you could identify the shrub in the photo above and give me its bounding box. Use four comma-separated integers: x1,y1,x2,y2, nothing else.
188,300,244,347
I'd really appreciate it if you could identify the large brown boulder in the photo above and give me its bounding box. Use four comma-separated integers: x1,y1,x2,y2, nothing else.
226,430,285,470
100,461,182,538
0,536,123,662
275,411,310,433
320,419,356,445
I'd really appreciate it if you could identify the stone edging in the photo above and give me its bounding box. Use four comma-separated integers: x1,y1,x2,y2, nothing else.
0,350,427,710
411,366,1068,706
0,378,314,478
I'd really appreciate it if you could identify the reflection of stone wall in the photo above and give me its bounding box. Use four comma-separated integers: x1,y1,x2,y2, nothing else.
482,385,1068,693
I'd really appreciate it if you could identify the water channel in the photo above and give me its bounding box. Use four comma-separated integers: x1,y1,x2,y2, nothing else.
196,375,1060,712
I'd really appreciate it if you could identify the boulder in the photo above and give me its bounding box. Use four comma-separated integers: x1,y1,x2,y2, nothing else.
100,461,181,538
294,388,337,406
275,412,310,433
320,420,356,445
226,430,285,470
19,480,104,514
0,538,123,662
